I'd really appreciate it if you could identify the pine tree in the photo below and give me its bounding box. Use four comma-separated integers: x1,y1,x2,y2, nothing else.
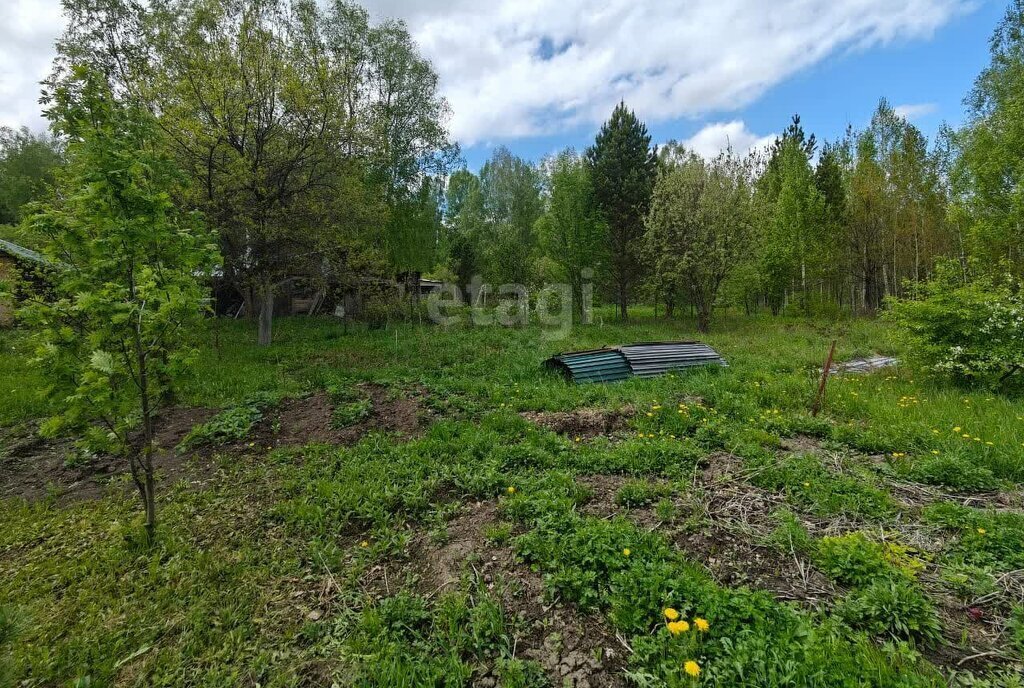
586,102,658,319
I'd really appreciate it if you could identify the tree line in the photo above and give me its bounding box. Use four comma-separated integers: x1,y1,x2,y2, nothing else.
3,0,1023,341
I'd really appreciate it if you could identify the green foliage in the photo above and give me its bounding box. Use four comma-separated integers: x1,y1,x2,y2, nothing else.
922,502,1024,572
816,532,896,587
750,452,895,519
341,588,513,685
536,149,605,319
956,0,1024,277
646,146,757,331
180,393,279,450
1010,605,1024,656
886,264,1024,387
0,127,61,225
19,66,216,532
837,579,941,644
614,479,667,508
586,102,658,318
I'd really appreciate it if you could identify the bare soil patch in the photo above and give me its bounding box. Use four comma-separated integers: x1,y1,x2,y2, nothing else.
0,407,218,504
1,383,428,504
520,406,634,438
255,384,426,448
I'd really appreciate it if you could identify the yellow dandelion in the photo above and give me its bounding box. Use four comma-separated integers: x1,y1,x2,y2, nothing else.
802,482,810,487
359,540,369,548
623,548,631,557
663,607,680,621
646,412,654,417
684,660,701,677
953,427,961,433
931,450,940,455
652,405,662,410
977,528,987,535
694,617,709,632
574,436,581,442
667,620,690,635
507,486,516,494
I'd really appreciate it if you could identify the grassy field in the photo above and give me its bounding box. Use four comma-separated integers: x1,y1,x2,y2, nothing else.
1,312,1023,686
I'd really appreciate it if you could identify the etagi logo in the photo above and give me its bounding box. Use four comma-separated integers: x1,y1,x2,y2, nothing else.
426,269,594,340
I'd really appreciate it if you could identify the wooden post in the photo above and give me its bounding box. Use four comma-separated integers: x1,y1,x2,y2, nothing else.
811,339,837,417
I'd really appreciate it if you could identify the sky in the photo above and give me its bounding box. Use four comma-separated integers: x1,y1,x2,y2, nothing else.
0,0,1008,170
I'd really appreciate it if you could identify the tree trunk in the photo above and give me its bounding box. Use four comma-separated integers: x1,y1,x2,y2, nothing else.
697,307,711,333
143,465,156,540
618,281,628,321
258,283,274,346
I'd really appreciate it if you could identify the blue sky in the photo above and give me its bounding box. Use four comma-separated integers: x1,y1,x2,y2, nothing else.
453,1,1004,169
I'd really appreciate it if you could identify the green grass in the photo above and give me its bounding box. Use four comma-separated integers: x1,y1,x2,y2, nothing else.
2,312,1023,686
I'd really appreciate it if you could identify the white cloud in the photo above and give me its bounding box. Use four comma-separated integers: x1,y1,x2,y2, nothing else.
0,0,65,131
363,0,969,144
893,102,939,120
0,0,968,142
681,121,777,159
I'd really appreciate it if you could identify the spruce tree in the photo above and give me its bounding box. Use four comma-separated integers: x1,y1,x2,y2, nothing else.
586,102,657,319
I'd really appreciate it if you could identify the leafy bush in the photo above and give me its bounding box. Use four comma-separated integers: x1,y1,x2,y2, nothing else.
816,532,895,587
885,264,1024,388
179,391,279,450
837,579,941,644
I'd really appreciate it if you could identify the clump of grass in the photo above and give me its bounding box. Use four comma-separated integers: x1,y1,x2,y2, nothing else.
922,502,1024,572
614,479,668,508
331,398,371,428
483,522,513,545
750,452,895,520
179,391,280,450
837,578,942,644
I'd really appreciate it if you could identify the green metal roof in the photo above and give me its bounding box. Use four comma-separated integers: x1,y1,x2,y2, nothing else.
0,239,47,265
544,341,727,384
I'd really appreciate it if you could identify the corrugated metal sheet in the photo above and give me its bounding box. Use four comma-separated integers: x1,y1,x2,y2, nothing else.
0,239,47,265
544,348,632,384
619,341,727,377
545,341,726,384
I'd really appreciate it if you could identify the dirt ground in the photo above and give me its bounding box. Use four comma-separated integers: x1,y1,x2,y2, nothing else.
0,383,427,503
520,407,634,438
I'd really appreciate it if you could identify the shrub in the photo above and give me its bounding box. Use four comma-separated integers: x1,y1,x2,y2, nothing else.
816,532,894,586
885,264,1024,388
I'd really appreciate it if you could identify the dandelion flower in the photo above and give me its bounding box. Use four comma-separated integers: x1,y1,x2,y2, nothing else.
977,528,986,535
360,540,369,548
667,620,689,634
931,450,940,455
684,660,701,677
802,482,810,487
663,607,680,621
507,486,516,495
953,427,961,433
694,617,709,632
623,548,631,557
